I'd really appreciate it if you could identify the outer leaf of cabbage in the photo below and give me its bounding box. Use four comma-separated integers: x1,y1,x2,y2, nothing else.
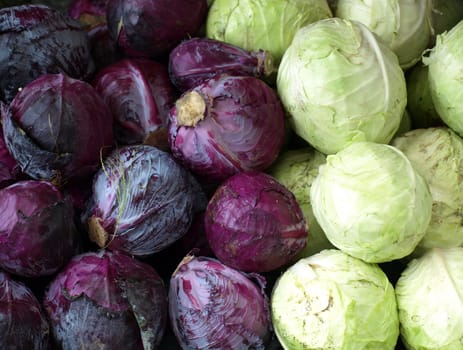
335,0,433,69
310,142,432,263
395,247,463,350
424,20,463,137
271,249,399,350
206,0,332,67
277,18,407,155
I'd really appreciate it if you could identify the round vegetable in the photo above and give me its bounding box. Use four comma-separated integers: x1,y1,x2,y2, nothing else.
169,255,272,349
168,37,274,92
310,141,432,263
206,0,332,67
424,20,463,137
392,127,463,250
44,250,167,349
395,247,463,350
0,180,81,277
85,145,207,256
106,0,208,58
1,73,114,186
93,58,177,148
205,171,307,273
0,4,95,103
0,271,50,349
168,75,285,183
267,147,334,259
277,18,407,154
271,249,399,349
335,0,433,69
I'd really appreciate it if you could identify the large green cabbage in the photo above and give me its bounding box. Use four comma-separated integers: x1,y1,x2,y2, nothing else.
271,249,399,349
206,0,332,67
335,0,433,69
310,141,432,263
277,18,407,155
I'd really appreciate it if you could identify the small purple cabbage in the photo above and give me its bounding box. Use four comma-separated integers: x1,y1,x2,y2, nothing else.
0,270,50,349
168,75,286,183
43,249,167,349
1,73,115,186
85,144,207,256
106,0,208,59
169,255,272,349
0,180,81,278
0,4,95,103
168,37,275,92
93,58,178,148
205,172,308,273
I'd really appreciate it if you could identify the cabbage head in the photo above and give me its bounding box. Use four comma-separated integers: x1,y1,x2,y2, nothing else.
392,127,463,250
271,249,399,350
206,0,332,67
277,18,407,155
267,147,334,258
396,247,463,350
310,141,432,263
424,20,463,137
335,0,433,69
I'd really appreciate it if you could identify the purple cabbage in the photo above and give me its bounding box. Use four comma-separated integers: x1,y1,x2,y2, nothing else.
168,75,286,183
0,4,95,103
205,172,308,273
169,37,275,92
0,126,20,188
68,0,108,27
0,180,81,278
43,250,167,349
0,270,50,349
1,73,115,187
106,0,208,59
93,58,178,148
87,23,121,71
169,255,272,349
85,144,207,256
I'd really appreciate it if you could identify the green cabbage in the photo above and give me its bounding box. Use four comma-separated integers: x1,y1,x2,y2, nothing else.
206,0,332,67
267,148,334,259
335,0,433,69
395,247,463,350
424,20,463,137
277,18,407,154
271,249,399,349
310,141,432,263
392,127,463,250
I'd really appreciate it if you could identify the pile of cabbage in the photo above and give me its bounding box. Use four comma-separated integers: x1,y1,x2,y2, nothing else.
1,0,463,349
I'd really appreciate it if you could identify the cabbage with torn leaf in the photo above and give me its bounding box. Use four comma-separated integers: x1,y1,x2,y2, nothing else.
271,249,399,349
277,18,407,155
